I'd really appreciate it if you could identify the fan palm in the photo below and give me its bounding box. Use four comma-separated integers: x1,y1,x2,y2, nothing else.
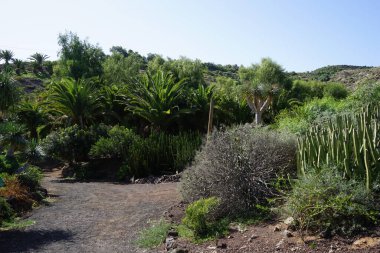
48,78,102,128
0,50,14,65
126,71,188,130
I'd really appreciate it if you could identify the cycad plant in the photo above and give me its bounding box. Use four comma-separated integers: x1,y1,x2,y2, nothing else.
48,78,101,128
0,50,14,65
12,59,25,75
16,100,46,139
126,71,189,130
29,53,49,74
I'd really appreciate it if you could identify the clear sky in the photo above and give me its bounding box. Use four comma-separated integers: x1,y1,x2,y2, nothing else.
1,0,379,72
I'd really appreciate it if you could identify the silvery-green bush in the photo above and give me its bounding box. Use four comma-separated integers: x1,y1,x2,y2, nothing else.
181,124,296,218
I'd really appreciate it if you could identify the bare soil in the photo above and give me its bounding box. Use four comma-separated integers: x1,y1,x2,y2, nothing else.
0,168,180,253
161,204,380,253
2,168,380,253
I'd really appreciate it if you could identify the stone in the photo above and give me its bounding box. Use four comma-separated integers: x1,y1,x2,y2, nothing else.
273,225,282,232
275,239,285,250
169,249,188,253
284,217,294,225
351,237,380,249
282,229,293,238
167,229,178,237
165,237,176,250
216,241,227,249
247,234,259,243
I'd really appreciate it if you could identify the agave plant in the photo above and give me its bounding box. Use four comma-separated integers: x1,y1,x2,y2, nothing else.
48,78,102,128
0,50,14,65
125,71,189,130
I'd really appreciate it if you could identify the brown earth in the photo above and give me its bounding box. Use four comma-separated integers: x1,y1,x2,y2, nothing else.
2,169,380,253
160,204,380,253
0,168,180,253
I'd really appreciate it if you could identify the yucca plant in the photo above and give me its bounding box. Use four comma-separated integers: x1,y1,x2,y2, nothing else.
126,71,189,130
0,122,26,158
0,72,20,117
297,105,380,190
48,78,102,128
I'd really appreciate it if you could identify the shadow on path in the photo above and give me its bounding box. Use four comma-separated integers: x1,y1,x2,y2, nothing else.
0,229,73,252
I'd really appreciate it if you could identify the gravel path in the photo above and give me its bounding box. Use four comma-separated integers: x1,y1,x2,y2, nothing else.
0,168,180,253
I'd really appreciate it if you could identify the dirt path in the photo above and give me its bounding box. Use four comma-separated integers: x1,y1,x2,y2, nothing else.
0,168,180,253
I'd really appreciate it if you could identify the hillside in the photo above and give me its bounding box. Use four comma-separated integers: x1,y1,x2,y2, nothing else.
292,65,380,90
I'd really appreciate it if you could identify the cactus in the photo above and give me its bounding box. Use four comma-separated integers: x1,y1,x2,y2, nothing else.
297,105,380,190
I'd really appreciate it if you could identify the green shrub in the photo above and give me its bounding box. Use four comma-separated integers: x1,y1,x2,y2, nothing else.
89,125,139,159
23,139,45,164
289,80,324,103
116,163,130,181
181,125,296,218
42,125,108,163
0,197,14,225
283,167,378,235
136,219,171,249
17,166,43,191
323,82,349,99
275,97,345,134
91,128,202,177
182,197,227,239
0,155,20,174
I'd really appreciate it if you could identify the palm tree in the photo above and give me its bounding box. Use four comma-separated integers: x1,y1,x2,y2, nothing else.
0,72,20,118
48,78,102,128
12,59,25,75
29,53,49,74
125,71,188,130
0,50,14,65
16,100,46,139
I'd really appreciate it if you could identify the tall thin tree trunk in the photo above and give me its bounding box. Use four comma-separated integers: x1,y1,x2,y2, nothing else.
255,111,262,125
207,98,214,136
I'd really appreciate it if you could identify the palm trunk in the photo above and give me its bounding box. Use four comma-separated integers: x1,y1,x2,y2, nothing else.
6,147,15,158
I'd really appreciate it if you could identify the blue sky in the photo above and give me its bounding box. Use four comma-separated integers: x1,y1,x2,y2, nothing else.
1,0,379,71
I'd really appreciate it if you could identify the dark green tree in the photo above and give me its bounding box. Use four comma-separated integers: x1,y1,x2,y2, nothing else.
56,32,105,80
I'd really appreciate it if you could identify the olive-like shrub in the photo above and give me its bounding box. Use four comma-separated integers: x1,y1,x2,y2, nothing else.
181,124,296,218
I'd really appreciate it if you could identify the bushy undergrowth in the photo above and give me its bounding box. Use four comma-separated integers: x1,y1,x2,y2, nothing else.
181,197,223,238
0,155,20,174
136,219,171,249
283,167,379,235
91,126,202,177
275,97,346,134
0,197,14,225
17,166,43,192
181,124,296,218
42,124,109,163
